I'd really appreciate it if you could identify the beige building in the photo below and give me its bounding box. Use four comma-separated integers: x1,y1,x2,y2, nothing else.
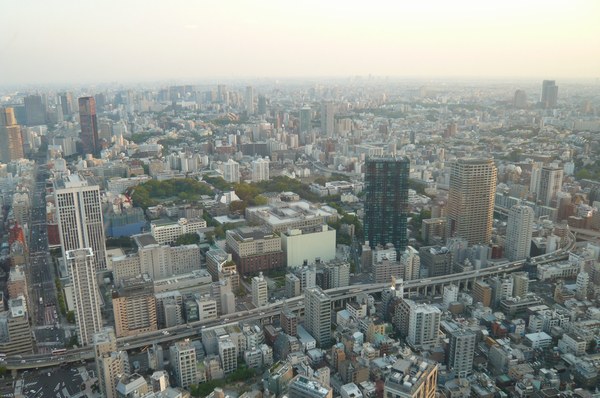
447,158,497,246
150,217,206,245
67,248,103,346
0,296,33,355
94,328,129,398
113,275,157,337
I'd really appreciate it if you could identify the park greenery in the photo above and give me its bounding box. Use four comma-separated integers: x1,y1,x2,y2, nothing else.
129,178,213,209
174,233,201,246
575,159,600,181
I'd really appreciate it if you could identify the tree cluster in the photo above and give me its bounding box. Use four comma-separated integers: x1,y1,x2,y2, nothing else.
130,178,213,209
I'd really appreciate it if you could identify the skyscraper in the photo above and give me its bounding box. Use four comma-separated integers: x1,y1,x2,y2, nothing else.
299,106,312,144
67,248,103,346
305,287,332,348
505,204,534,261
446,158,497,246
513,89,527,108
364,157,410,253
78,96,99,155
0,107,24,162
54,174,108,271
538,166,563,207
112,275,157,337
23,94,46,126
59,92,74,116
222,159,240,183
541,80,558,108
320,102,335,137
448,329,476,377
245,86,255,115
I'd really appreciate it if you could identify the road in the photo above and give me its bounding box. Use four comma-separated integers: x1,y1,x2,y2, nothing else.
27,161,61,350
5,236,573,370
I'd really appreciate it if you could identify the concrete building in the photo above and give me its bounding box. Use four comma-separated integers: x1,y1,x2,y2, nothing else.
322,259,351,289
285,273,301,298
222,159,240,183
512,272,530,299
541,80,558,108
447,158,497,246
364,157,410,254
472,280,492,307
112,275,157,338
538,166,563,207
0,296,33,355
400,247,420,281
305,287,332,348
288,375,333,398
78,96,99,155
0,107,24,163
150,218,207,245
251,157,270,182
226,226,284,274
170,339,198,389
419,246,453,277
67,248,103,346
252,272,268,307
384,357,438,398
281,225,336,268
281,308,298,336
448,329,476,377
55,175,108,271
321,101,335,137
116,373,149,398
218,338,238,374
407,302,441,350
506,205,534,261
94,328,129,398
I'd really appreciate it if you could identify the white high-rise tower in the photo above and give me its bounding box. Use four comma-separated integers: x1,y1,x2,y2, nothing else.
505,204,535,261
55,174,107,271
67,248,103,345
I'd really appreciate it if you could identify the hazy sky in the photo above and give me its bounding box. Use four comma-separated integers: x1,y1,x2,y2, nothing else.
1,0,599,85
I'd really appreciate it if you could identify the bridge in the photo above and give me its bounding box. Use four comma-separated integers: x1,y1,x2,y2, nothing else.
4,232,574,370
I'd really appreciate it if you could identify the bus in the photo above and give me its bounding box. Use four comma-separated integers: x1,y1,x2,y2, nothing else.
51,348,67,356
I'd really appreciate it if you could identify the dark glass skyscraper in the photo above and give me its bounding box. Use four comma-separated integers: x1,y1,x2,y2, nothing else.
364,157,410,253
78,96,99,155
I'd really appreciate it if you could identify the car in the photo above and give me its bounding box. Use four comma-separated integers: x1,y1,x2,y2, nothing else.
124,343,130,347
21,360,26,363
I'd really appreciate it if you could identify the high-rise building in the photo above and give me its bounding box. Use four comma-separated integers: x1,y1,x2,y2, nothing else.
407,302,441,350
0,107,24,162
112,275,157,337
245,86,255,115
299,106,312,136
251,157,270,182
472,280,492,307
505,204,534,261
305,287,332,348
252,272,268,307
222,159,240,183
538,166,563,207
364,157,410,254
446,158,497,246
448,329,476,377
78,96,99,155
24,94,46,126
169,339,198,389
54,175,108,271
541,80,558,108
320,102,335,137
59,92,74,116
66,248,103,345
384,356,438,398
513,89,527,108
94,328,129,398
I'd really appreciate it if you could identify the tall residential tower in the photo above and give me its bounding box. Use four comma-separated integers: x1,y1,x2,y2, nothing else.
78,96,99,155
447,158,497,246
364,157,410,254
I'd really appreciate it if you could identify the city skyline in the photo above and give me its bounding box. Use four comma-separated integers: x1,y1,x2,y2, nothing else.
1,0,599,85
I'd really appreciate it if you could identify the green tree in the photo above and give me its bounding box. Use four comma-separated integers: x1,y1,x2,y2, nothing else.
174,233,200,246
66,311,75,324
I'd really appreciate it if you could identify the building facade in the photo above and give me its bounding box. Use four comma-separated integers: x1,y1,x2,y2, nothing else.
447,158,497,246
364,157,410,254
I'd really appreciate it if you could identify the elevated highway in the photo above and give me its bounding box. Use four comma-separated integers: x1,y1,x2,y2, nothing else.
5,232,573,370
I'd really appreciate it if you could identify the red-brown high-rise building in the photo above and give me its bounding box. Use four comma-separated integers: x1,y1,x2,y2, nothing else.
78,96,99,155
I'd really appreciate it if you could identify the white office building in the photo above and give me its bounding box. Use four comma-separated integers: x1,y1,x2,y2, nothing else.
505,204,534,261
252,273,268,307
